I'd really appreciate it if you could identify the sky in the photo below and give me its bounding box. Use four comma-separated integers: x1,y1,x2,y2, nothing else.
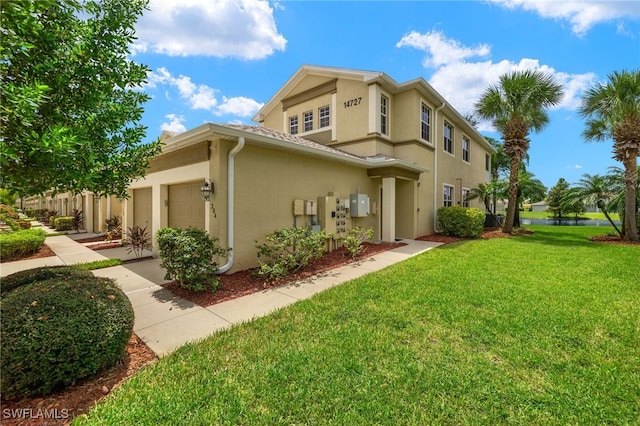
130,0,640,190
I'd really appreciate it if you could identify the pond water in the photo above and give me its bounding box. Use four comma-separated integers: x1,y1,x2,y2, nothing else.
521,218,621,227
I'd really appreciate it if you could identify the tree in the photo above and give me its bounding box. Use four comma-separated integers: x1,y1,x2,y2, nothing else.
0,0,161,198
547,178,570,219
475,70,564,233
603,166,639,236
515,171,546,226
580,69,640,241
562,173,620,235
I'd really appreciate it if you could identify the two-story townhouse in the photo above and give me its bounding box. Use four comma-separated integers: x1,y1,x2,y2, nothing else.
115,65,494,274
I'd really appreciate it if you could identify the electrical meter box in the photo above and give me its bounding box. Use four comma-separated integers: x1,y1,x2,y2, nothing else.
350,194,370,217
318,192,348,238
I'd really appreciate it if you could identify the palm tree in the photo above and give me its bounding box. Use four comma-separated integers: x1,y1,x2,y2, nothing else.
563,173,622,236
604,166,640,236
475,70,564,233
580,69,640,241
515,171,547,227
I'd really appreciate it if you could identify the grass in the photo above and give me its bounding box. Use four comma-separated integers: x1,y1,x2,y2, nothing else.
74,258,122,270
519,211,620,221
77,226,639,425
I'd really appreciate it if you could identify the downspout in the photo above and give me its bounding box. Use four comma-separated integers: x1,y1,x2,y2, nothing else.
216,136,245,274
433,103,446,231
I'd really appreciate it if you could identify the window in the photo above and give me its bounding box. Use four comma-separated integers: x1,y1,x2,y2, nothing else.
462,136,470,162
290,115,298,135
443,122,453,154
462,188,470,207
319,106,330,128
380,95,388,135
443,185,454,207
304,111,313,132
421,103,431,141
485,153,491,172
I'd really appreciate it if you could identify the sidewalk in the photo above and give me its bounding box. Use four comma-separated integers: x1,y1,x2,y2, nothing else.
1,234,442,357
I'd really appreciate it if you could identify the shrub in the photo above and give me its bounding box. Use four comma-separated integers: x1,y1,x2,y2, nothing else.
126,225,151,258
0,270,133,398
156,227,231,292
343,227,374,259
255,227,327,282
0,204,20,231
437,206,485,238
72,209,83,232
0,266,92,297
0,229,46,260
106,216,122,241
54,216,73,231
17,220,32,229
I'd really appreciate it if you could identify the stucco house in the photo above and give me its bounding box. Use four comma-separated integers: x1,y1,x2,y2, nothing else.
120,65,494,273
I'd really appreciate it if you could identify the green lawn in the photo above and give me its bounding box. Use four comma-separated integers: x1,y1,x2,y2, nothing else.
519,211,620,221
78,226,639,425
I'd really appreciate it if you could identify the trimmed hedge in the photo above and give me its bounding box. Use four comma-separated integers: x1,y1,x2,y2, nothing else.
52,216,73,231
0,269,134,398
0,265,92,297
437,206,485,238
0,228,46,260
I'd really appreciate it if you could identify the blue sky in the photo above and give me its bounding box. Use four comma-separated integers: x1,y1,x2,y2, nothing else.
131,0,640,190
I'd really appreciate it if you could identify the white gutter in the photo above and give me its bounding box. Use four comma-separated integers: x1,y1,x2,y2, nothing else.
433,103,446,231
216,136,245,274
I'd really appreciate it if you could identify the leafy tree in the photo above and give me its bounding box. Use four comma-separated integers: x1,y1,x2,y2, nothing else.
547,178,570,219
603,166,639,236
562,173,621,235
515,171,546,226
0,0,161,198
475,70,564,233
580,69,640,241
0,189,18,206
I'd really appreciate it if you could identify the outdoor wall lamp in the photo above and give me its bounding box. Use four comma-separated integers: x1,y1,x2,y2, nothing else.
200,180,213,202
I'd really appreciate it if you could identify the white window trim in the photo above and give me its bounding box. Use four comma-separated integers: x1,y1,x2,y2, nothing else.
380,94,389,136
289,115,299,135
420,101,432,145
303,110,313,133
462,187,470,207
443,184,454,207
319,105,330,128
443,122,454,156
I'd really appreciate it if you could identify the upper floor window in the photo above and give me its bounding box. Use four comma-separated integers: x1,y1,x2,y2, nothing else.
443,122,453,154
319,106,330,128
462,136,470,162
485,153,491,172
443,184,454,207
290,115,298,135
380,95,388,135
462,188,470,207
421,103,431,142
304,111,313,132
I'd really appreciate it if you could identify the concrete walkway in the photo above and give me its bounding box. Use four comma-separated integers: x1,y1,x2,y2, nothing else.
1,233,442,357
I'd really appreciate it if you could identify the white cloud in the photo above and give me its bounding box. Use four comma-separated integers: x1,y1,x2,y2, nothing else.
489,0,640,36
215,96,264,117
566,164,584,169
396,30,597,131
134,0,287,59
161,114,187,133
146,67,263,118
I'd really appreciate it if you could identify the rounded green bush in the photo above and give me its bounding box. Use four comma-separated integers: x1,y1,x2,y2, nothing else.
437,206,485,238
0,228,46,260
0,271,134,398
0,265,92,297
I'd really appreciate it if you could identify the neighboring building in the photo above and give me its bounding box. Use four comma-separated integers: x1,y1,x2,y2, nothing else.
123,65,494,273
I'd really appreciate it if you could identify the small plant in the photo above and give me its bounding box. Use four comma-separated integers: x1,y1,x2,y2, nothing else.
255,227,327,282
343,227,374,259
156,227,231,292
1,269,133,398
106,216,122,241
72,208,83,233
126,225,151,258
437,206,485,238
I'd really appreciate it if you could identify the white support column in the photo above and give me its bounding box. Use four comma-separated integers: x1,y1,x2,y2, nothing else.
382,177,396,242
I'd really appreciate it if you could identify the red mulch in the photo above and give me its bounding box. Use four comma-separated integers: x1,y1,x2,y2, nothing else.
589,235,640,246
164,241,405,308
0,244,56,263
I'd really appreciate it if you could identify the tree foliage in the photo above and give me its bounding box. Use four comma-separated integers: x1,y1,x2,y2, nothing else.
580,69,640,241
546,178,570,219
0,0,161,198
475,70,564,234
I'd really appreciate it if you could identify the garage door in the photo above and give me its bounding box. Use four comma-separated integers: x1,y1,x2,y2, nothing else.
168,182,205,230
133,188,152,229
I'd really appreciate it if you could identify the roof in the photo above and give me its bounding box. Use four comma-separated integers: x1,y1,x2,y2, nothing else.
160,123,429,176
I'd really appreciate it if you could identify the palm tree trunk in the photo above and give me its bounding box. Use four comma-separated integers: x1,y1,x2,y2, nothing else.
597,200,622,237
503,157,521,233
622,157,639,241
